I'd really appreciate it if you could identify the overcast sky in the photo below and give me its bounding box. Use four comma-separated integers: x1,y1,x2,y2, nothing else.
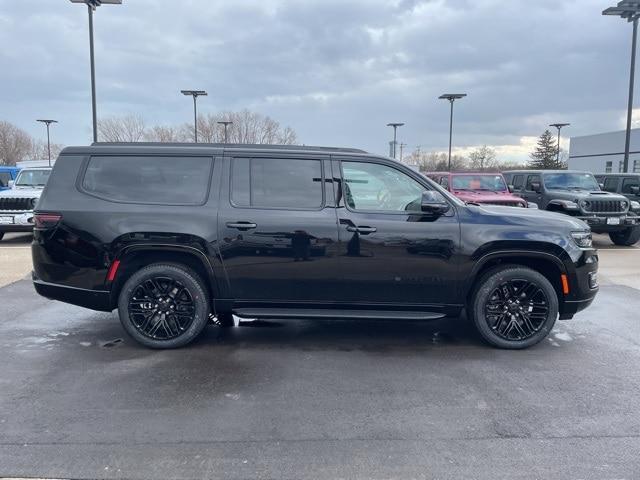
0,0,636,161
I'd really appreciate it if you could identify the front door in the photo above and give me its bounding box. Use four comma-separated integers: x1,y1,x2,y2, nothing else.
333,157,461,309
217,154,341,304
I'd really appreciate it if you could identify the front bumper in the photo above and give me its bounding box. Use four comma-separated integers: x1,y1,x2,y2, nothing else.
0,211,35,233
577,214,638,232
560,249,599,320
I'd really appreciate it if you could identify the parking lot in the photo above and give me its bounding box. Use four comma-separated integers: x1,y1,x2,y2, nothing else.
1,232,640,479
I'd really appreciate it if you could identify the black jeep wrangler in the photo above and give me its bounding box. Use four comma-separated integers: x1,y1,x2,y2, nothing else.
32,144,598,350
504,170,640,246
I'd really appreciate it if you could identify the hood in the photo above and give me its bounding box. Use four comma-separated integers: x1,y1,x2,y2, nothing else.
547,189,628,202
453,190,525,204
471,203,589,231
0,187,44,199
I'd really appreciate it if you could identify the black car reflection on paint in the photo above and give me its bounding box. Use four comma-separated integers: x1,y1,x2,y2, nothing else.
32,144,598,349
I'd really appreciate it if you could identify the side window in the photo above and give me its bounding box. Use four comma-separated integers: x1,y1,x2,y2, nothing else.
440,176,449,189
0,172,10,187
512,174,524,190
341,161,426,212
525,174,540,191
622,177,640,194
231,157,323,209
82,156,212,205
603,177,619,193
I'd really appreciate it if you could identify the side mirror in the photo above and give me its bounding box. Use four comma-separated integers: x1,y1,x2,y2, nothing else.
507,184,514,193
530,181,541,193
598,182,605,190
631,186,640,195
421,191,450,215
7,180,14,189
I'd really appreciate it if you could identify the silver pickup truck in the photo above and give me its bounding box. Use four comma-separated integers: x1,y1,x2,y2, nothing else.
0,167,52,241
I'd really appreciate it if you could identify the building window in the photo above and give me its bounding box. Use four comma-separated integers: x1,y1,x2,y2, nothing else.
634,160,640,173
619,161,624,173
605,161,612,173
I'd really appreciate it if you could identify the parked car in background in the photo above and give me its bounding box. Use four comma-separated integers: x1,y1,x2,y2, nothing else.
32,143,598,350
504,170,640,246
0,166,20,191
594,173,640,202
0,166,52,241
427,172,528,208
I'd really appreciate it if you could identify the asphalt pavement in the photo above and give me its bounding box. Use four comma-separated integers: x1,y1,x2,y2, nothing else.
0,233,639,479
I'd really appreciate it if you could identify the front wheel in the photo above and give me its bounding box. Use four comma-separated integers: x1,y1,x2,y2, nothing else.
118,263,210,349
469,265,559,349
609,228,640,246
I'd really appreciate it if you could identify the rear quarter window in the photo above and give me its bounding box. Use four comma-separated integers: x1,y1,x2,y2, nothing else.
82,155,213,205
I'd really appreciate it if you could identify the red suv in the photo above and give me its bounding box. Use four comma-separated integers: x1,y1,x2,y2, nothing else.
427,172,527,208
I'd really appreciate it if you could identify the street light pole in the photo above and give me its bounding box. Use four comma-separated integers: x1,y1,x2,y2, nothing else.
36,119,58,166
549,123,570,163
181,90,208,143
217,121,233,143
70,1,122,143
603,1,640,173
386,123,404,159
439,93,466,171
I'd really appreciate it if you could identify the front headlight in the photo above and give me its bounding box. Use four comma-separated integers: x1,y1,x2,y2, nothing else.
571,231,593,248
560,200,580,210
621,200,629,210
630,200,640,211
30,198,38,209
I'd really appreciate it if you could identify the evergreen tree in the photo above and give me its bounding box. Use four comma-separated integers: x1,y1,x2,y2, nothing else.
529,130,566,169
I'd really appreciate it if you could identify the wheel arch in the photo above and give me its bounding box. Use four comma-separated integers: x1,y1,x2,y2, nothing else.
107,244,221,310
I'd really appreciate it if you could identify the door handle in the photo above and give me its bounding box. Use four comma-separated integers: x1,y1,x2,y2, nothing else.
226,221,257,231
346,225,377,234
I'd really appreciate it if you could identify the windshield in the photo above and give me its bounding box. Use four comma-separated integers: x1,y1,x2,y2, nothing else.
15,169,50,187
451,174,507,192
543,172,599,191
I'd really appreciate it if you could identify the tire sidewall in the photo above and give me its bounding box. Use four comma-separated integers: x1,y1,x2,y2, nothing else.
118,264,210,349
471,266,559,349
609,227,640,246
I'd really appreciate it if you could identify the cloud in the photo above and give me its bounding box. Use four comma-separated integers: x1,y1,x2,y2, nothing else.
0,0,633,161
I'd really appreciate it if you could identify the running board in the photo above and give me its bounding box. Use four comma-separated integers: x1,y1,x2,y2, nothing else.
232,308,446,321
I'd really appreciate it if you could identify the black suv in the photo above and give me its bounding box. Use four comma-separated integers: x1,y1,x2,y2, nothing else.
32,144,599,350
594,173,640,203
504,170,640,246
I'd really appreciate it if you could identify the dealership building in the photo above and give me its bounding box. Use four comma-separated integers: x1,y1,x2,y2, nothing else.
569,128,640,173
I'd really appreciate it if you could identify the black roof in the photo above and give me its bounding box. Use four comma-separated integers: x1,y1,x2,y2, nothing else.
61,142,368,156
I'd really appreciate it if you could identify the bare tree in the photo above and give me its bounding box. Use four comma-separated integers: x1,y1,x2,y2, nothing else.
0,120,32,165
469,145,497,171
29,140,64,161
144,125,185,142
97,114,146,142
409,150,467,172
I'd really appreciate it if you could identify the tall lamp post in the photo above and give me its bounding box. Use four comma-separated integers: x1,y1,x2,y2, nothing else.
386,122,404,159
70,0,122,143
36,119,58,166
549,123,570,163
217,121,233,143
603,1,640,173
439,93,466,171
181,90,208,143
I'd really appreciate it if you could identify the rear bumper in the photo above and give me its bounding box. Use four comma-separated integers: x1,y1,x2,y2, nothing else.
33,273,113,312
0,225,34,233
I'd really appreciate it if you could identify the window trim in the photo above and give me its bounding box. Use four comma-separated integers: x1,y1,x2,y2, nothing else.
77,154,214,206
228,155,326,211
338,157,455,216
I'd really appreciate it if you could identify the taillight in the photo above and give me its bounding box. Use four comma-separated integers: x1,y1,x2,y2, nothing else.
34,213,62,229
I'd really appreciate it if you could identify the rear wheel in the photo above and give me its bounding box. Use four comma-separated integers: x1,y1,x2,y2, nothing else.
469,265,558,349
118,263,210,349
609,227,640,246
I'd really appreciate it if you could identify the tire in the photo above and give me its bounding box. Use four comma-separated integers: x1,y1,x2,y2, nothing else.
469,265,559,349
609,227,640,246
118,263,210,349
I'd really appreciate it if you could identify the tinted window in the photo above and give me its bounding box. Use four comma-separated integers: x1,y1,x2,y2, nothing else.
603,177,619,192
0,172,10,187
83,156,212,205
451,174,507,192
543,173,599,191
231,157,322,209
342,161,425,212
512,175,524,190
525,174,540,191
622,177,640,194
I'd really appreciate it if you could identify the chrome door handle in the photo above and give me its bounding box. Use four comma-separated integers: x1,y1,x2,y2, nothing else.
226,222,257,231
346,225,377,234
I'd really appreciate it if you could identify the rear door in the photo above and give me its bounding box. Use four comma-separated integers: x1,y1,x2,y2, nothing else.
217,154,341,304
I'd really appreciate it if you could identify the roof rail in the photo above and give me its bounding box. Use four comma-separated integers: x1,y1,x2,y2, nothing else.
90,142,368,154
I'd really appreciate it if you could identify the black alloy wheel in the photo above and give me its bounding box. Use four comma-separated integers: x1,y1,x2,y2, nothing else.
118,263,210,349
470,265,559,349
